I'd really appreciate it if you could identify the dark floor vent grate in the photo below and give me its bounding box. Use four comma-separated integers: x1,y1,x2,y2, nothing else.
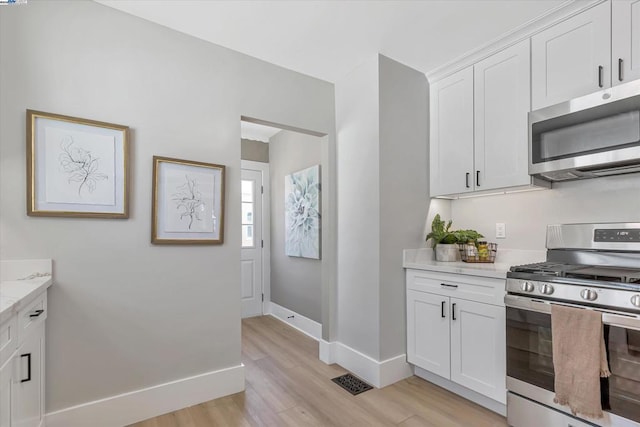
331,373,373,396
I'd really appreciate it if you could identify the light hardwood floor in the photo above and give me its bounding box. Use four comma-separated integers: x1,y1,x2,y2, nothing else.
129,315,507,427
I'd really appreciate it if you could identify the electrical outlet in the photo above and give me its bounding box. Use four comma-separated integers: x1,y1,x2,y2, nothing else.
496,223,506,239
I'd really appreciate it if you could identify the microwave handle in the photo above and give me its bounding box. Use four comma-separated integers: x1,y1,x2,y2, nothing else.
505,294,640,331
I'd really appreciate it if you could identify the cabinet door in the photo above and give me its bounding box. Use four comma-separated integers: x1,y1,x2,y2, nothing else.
0,358,14,427
13,325,44,427
450,298,506,404
474,39,531,191
430,66,474,197
531,2,611,110
407,290,450,379
612,0,640,85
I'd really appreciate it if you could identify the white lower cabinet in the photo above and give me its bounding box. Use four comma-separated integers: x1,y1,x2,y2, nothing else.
0,291,47,427
14,323,44,427
0,357,14,427
406,269,506,405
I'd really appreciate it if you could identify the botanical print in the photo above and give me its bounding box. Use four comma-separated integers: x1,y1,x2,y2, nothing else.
44,126,115,205
285,165,320,259
164,168,216,233
58,136,108,195
172,175,207,230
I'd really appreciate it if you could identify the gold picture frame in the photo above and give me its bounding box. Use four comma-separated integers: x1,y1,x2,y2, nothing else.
27,109,129,218
152,156,226,245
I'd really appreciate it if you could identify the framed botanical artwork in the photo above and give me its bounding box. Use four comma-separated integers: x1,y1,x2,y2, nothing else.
27,110,129,218
152,156,226,245
285,164,321,259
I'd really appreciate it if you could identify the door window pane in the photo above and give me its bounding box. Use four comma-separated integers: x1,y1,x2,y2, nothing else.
241,179,255,248
242,225,254,248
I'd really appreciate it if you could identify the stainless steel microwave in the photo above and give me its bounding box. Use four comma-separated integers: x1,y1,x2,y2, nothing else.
529,79,640,182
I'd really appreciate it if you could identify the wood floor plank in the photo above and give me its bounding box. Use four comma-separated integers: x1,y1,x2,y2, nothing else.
130,315,508,427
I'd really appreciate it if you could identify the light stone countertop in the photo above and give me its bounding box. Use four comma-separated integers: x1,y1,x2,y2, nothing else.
0,259,52,324
403,248,546,279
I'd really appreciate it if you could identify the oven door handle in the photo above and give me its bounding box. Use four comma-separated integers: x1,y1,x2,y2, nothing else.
505,294,640,331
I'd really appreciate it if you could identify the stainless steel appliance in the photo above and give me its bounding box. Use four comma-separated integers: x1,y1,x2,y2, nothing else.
506,223,640,427
529,79,640,182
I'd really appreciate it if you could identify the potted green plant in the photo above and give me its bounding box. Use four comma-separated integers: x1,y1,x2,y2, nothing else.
426,214,483,262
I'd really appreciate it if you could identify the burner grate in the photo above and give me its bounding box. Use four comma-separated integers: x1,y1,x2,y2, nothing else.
331,373,373,396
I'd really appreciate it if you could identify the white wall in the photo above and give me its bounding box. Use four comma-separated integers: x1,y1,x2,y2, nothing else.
451,174,640,251
0,0,335,414
269,130,322,322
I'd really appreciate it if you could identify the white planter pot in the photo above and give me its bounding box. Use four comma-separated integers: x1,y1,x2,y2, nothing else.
435,244,459,262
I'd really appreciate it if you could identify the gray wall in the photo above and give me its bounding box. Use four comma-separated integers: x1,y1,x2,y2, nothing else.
335,55,428,360
241,138,269,163
0,0,335,412
451,174,640,251
378,56,429,360
336,55,381,358
269,131,322,322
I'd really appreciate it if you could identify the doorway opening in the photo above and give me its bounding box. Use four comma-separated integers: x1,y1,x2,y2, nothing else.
239,116,333,346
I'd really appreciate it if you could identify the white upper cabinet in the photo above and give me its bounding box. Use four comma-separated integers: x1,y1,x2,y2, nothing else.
430,66,474,196
613,0,640,85
474,39,531,191
531,1,611,110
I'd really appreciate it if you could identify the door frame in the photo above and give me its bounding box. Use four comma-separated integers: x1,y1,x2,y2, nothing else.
241,160,271,312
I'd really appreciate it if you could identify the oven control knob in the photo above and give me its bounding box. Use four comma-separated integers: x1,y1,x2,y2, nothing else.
521,281,535,293
631,295,640,308
581,289,598,301
540,284,554,295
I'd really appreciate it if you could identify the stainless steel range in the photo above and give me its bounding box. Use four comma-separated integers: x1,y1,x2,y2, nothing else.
505,223,640,427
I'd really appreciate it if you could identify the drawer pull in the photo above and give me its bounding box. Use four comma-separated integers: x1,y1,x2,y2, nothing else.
21,353,31,383
441,301,446,318
29,309,44,318
440,283,458,289
452,303,457,320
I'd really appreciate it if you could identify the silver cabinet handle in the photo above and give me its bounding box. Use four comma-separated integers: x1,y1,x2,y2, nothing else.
476,170,480,187
465,173,470,188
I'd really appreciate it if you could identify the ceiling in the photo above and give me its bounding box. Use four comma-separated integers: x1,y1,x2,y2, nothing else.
240,121,282,143
96,0,567,83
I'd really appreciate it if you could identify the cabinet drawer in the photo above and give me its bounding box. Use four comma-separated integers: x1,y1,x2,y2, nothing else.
17,292,47,341
406,269,505,306
0,316,17,368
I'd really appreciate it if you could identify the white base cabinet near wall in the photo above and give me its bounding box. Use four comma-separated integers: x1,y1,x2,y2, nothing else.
406,269,506,405
0,291,47,427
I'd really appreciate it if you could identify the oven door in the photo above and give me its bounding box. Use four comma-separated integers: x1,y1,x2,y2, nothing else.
505,294,640,426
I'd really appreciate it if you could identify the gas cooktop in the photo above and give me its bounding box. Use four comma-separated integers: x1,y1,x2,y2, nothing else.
510,262,640,284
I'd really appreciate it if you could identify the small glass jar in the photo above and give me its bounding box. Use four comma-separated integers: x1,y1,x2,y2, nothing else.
477,241,489,261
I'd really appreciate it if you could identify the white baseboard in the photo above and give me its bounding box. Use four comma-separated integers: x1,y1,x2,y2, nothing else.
266,301,322,341
45,364,245,427
414,366,506,416
319,341,412,389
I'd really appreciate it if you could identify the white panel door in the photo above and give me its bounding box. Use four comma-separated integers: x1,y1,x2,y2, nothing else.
450,298,506,404
407,290,450,379
531,1,611,110
613,0,640,85
474,39,531,191
241,169,263,318
430,66,474,197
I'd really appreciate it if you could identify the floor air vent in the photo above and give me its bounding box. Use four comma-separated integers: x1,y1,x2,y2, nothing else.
331,373,373,395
